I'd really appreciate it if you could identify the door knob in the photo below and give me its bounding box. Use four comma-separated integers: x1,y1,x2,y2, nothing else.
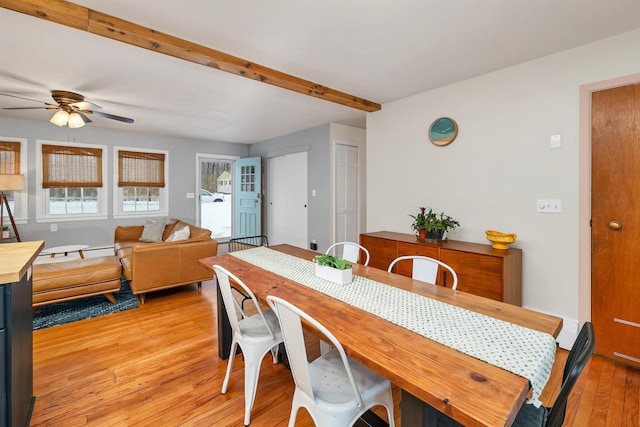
608,221,622,230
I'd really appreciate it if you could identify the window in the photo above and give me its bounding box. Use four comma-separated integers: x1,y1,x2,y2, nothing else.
114,148,168,217
0,139,27,220
240,165,255,191
36,141,107,220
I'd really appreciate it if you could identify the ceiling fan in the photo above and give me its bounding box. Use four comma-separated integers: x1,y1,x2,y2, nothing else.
1,90,134,128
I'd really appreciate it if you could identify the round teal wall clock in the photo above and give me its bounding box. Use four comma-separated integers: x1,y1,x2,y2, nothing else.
429,117,458,146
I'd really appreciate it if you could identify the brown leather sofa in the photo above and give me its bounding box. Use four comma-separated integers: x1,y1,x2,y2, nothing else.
114,219,218,304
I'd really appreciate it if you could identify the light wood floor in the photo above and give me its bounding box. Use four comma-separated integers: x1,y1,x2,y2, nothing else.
31,279,639,426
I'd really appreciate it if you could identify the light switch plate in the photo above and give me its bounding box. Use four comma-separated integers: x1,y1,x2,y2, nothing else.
550,134,561,149
537,199,561,213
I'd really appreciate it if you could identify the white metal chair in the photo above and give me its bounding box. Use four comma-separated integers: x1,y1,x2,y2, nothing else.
228,235,269,312
266,295,395,427
387,255,458,290
214,265,284,426
325,241,371,266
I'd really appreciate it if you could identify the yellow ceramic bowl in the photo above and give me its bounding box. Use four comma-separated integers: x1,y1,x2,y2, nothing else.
485,230,517,250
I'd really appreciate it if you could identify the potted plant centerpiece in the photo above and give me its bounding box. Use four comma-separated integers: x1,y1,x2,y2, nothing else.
2,226,9,239
313,254,353,285
410,206,460,240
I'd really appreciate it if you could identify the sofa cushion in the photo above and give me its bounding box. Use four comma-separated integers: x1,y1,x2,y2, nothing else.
165,223,191,242
162,219,179,241
139,219,165,242
33,256,122,292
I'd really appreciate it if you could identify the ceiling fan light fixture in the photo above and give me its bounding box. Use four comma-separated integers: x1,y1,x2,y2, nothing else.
67,112,85,128
50,110,69,126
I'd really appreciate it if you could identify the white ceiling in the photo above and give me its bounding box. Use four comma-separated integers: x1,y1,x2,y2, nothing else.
1,0,640,144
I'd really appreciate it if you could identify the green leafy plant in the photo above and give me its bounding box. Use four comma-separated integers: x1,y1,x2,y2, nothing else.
313,254,352,270
2,226,9,231
410,206,460,234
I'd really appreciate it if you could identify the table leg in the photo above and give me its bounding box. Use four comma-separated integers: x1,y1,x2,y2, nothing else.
216,277,233,360
79,250,85,259
401,390,442,426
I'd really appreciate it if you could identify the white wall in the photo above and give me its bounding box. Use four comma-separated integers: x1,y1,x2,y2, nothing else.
366,29,640,333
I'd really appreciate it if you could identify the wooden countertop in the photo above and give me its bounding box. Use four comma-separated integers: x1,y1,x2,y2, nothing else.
0,240,45,283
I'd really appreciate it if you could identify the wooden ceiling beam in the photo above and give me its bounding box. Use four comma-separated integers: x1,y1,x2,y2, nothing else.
0,0,381,112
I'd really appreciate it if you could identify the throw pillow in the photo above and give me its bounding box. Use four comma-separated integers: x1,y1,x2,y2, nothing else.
139,219,166,243
165,223,191,242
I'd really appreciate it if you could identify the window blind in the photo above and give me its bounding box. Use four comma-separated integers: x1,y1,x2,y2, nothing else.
42,144,103,188
0,141,21,174
118,150,165,187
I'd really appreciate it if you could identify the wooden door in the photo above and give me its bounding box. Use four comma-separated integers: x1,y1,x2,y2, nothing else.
234,157,262,237
592,84,640,367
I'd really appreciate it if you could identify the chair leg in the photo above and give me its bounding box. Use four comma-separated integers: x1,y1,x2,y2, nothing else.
287,405,300,427
270,344,280,364
222,339,238,394
384,387,396,426
243,350,264,426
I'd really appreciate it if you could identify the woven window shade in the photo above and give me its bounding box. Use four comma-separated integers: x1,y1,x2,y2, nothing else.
0,141,21,174
118,150,165,187
42,144,103,188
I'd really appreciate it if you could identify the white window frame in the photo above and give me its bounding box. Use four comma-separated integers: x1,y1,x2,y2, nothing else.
0,136,28,224
35,139,108,222
113,146,169,219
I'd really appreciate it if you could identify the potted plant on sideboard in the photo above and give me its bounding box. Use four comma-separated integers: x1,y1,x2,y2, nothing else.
410,206,460,240
313,254,353,285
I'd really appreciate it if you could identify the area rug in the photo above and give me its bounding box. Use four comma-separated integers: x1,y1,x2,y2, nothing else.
33,278,139,330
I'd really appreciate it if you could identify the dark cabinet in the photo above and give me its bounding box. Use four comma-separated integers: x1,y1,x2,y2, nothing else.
360,231,522,305
1,241,42,427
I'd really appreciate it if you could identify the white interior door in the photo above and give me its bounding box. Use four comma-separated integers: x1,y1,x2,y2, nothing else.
268,151,308,248
334,142,359,243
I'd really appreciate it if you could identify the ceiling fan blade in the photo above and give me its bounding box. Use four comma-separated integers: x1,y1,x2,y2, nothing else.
0,93,56,106
71,101,102,110
1,106,47,110
77,112,92,124
90,110,134,124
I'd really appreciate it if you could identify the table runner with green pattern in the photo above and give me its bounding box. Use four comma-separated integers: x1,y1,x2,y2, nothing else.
230,246,556,404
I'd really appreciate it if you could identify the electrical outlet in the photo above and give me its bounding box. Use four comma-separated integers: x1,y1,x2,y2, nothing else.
51,223,58,232
536,199,561,213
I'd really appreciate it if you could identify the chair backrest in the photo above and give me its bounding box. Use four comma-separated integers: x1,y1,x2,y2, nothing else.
546,322,595,427
325,241,371,266
387,255,458,290
228,235,269,252
266,295,365,407
213,265,277,340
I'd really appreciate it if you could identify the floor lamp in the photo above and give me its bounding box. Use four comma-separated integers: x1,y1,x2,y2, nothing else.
0,174,24,243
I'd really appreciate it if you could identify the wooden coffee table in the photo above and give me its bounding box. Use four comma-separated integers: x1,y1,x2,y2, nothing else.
41,244,90,259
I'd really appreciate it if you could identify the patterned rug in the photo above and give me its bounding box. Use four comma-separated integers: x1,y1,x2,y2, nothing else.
33,278,139,330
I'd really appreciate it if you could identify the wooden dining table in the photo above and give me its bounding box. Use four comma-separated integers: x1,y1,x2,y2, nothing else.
199,244,562,427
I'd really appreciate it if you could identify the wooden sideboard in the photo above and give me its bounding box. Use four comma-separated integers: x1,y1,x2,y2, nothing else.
360,231,522,305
